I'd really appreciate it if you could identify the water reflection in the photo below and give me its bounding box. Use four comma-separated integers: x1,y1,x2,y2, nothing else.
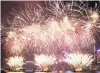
34,71,100,73
65,70,74,73
65,71,100,73
7,70,100,73
35,71,100,73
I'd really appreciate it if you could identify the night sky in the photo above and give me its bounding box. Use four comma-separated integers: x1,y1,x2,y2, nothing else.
1,1,100,68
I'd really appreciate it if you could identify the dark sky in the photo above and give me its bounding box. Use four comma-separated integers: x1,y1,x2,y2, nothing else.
1,1,100,18
1,1,47,18
1,1,100,68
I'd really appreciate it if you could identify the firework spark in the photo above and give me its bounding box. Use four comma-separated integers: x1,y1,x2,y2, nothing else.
2,1,100,58
6,56,24,70
63,52,94,69
34,54,56,68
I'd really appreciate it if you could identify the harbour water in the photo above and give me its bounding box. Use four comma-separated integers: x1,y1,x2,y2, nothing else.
7,71,100,73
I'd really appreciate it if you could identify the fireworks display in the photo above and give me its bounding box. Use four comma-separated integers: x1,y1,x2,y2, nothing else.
1,1,100,69
6,56,24,70
63,52,94,69
34,54,56,68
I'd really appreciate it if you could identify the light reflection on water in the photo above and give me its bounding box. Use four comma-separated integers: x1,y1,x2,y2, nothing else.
7,71,100,73
65,70,74,73
34,71,100,73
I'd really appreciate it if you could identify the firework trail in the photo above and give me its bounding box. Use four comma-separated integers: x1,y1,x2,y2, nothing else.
63,52,94,69
34,54,56,69
6,56,24,70
1,1,100,56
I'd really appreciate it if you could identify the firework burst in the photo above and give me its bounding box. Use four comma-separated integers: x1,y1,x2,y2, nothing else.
34,54,56,68
63,52,94,69
6,56,24,70
1,1,100,60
